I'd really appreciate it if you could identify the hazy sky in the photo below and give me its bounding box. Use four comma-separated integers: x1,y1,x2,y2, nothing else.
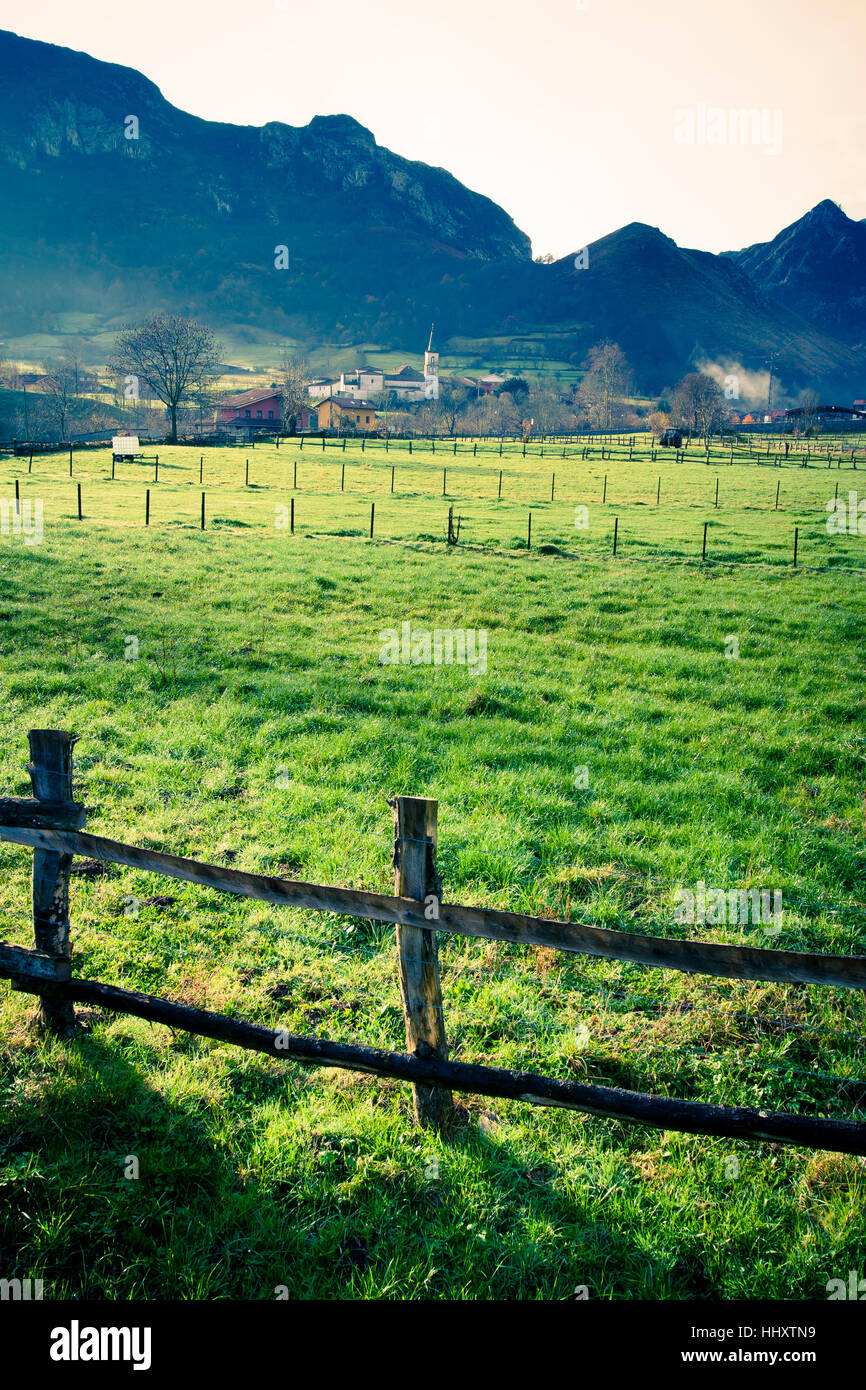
3,0,864,257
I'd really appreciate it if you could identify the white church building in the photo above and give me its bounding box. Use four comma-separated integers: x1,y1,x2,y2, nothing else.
307,330,440,404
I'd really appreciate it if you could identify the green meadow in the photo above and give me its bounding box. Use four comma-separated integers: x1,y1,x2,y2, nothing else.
5,433,866,567
0,437,864,1300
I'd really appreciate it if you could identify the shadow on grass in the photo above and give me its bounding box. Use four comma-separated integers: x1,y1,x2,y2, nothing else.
0,1015,691,1300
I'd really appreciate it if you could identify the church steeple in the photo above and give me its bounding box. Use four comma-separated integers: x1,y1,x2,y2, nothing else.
424,323,439,399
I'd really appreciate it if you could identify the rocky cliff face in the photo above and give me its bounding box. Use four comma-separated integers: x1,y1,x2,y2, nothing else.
0,28,530,349
0,29,529,262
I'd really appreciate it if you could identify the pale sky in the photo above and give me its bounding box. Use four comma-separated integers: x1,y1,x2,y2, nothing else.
2,0,864,257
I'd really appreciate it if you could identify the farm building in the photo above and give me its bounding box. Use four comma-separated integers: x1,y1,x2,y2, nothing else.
315,394,379,432
451,373,508,395
220,388,282,428
785,404,866,423
305,378,334,399
309,362,438,403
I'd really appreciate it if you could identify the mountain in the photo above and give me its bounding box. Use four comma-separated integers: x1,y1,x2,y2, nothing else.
0,29,529,346
447,221,864,394
0,29,862,398
729,200,866,347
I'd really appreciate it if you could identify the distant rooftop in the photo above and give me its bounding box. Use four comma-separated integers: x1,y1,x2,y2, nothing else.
223,387,282,408
388,365,425,381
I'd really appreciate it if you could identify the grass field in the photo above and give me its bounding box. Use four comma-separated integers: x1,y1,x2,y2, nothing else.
0,438,864,1300
5,433,866,570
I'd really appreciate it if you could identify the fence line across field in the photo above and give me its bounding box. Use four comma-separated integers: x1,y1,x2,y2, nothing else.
5,429,866,457
3,728,866,1153
8,438,866,480
3,932,865,1104
6,444,862,540
4,489,860,576
6,821,866,991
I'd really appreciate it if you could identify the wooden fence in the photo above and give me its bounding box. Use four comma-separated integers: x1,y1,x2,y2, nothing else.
2,729,866,1154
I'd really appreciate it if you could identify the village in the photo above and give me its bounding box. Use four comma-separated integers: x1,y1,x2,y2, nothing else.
2,325,864,448
0,331,540,444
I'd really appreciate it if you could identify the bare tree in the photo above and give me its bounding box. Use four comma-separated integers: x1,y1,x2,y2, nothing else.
578,342,631,430
0,352,22,390
41,356,85,439
415,401,441,436
111,314,222,443
647,410,671,439
181,378,225,436
465,390,519,437
671,372,727,446
526,385,568,435
278,351,310,435
436,381,470,435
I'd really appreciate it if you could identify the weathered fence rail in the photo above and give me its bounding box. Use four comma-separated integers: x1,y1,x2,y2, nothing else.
4,821,866,991
2,729,866,1153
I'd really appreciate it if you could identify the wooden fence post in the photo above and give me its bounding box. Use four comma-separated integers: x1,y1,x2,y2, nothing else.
391,795,453,1131
28,729,78,1035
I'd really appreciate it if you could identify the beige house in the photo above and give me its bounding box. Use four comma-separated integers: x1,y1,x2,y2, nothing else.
315,394,378,432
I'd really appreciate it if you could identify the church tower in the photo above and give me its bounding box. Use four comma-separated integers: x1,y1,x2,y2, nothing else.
424,323,440,400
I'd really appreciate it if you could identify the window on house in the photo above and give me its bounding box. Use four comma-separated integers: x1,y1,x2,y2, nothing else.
256,411,262,417
366,416,370,424
268,411,273,418
245,410,251,417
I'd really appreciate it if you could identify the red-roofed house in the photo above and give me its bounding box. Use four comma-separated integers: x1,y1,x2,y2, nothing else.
219,388,316,433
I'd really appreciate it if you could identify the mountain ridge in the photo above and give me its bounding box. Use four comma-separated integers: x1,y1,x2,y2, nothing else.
728,200,866,347
0,29,862,397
